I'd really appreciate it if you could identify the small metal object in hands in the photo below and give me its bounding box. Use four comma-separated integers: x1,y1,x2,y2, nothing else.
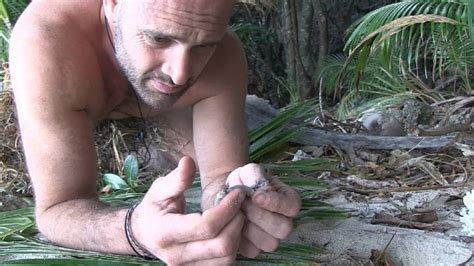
214,179,268,206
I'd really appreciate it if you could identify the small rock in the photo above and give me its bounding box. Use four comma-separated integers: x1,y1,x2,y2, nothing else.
360,112,406,136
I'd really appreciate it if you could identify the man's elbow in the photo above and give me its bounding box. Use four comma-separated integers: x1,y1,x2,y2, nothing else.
34,203,60,239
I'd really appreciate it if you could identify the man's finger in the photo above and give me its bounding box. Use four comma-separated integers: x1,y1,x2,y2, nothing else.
241,200,293,240
187,256,237,266
238,237,261,258
252,180,301,217
197,189,246,239
178,210,245,263
153,189,246,246
143,156,196,203
227,163,266,187
242,221,279,252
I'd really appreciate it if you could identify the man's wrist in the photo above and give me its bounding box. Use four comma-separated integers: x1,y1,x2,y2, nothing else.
200,174,229,210
124,202,158,260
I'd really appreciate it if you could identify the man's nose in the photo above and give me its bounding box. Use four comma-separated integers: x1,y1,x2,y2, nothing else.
161,47,191,86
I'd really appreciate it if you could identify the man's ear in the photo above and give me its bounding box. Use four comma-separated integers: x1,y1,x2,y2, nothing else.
103,0,120,23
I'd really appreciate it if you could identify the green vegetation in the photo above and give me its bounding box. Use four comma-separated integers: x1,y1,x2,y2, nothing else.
319,0,474,119
0,0,29,63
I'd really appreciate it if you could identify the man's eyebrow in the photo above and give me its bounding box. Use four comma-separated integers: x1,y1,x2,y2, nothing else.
142,29,220,46
142,30,181,41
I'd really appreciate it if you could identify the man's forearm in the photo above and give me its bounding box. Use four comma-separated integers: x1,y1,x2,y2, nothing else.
36,198,135,255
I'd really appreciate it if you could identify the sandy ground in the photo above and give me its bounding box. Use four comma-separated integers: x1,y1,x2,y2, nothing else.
185,185,474,265
289,188,474,265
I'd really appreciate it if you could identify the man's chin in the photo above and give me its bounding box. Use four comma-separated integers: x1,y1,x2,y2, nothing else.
140,94,179,111
134,85,188,109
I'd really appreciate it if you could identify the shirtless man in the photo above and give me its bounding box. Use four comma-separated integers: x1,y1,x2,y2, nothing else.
9,0,300,264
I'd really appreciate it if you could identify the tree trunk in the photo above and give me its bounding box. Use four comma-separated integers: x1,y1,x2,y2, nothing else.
313,0,328,70
296,0,315,99
282,0,297,83
235,0,396,105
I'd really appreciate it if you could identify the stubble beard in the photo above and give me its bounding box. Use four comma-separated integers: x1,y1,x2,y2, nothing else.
113,23,191,111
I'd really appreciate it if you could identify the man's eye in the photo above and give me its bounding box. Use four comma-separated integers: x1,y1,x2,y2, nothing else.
154,37,170,44
199,44,216,49
145,35,170,46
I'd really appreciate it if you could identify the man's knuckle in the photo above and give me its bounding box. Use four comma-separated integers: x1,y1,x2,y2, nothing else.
252,206,266,221
155,234,172,247
287,208,299,217
288,201,301,217
242,163,263,176
198,223,218,239
262,196,274,209
276,219,293,239
216,237,238,256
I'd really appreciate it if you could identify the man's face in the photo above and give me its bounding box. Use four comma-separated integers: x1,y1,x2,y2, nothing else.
112,0,233,110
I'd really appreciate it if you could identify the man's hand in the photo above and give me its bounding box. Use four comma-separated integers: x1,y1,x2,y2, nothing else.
132,156,246,264
226,164,301,258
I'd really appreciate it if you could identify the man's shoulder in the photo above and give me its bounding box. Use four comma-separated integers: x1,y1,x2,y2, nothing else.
198,30,247,89
9,1,110,117
175,30,247,108
11,1,100,51
10,0,104,78
214,30,245,63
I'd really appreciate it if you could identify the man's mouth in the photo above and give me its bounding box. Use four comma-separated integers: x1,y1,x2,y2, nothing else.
148,79,182,95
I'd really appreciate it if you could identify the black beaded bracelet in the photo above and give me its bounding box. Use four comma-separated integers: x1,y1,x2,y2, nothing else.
124,202,158,260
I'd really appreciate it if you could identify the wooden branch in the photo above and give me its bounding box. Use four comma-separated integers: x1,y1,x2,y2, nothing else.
245,95,458,151
372,212,450,231
418,123,473,137
292,128,458,150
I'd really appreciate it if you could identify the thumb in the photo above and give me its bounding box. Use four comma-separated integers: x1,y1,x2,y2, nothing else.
143,156,196,203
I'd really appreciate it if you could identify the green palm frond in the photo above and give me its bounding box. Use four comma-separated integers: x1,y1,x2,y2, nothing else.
339,1,471,91
320,53,416,119
0,0,28,23
0,0,29,62
467,0,474,45
318,0,473,119
262,158,338,174
0,196,329,264
0,1,8,21
249,99,318,161
318,54,347,97
339,14,463,88
345,1,469,52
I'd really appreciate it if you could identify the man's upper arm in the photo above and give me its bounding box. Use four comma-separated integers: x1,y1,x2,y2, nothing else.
192,32,248,188
9,17,100,214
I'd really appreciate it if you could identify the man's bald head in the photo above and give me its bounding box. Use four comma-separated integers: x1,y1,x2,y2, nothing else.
102,0,236,110
107,0,234,27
